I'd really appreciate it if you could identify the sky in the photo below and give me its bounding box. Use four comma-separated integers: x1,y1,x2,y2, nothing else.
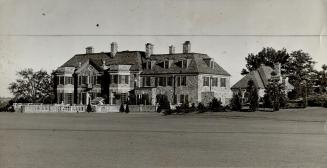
0,0,326,97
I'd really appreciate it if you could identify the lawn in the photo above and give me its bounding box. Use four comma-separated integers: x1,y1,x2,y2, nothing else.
0,107,327,168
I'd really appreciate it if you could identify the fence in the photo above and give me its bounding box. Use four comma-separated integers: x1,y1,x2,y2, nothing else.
129,105,157,112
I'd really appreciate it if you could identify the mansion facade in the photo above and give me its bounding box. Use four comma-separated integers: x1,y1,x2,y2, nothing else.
54,41,232,106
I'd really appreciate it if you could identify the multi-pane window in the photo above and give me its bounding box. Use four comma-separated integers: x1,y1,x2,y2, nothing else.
176,76,187,86
167,76,173,86
124,75,129,84
59,76,64,85
163,60,169,69
181,76,186,86
82,76,88,84
66,93,73,105
220,78,226,87
64,77,72,85
143,76,151,87
212,77,218,87
111,75,118,84
180,94,189,104
159,77,166,86
203,77,210,86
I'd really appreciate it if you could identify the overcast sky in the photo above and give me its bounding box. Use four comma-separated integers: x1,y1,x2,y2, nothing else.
0,0,326,97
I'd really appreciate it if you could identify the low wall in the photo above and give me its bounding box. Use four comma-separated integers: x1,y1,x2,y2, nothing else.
129,105,157,112
94,105,120,113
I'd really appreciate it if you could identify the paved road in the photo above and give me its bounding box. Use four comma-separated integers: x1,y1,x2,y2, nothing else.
1,108,327,168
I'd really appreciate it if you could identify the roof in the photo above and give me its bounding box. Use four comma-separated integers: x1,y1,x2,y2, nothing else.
59,51,230,76
231,65,274,89
59,51,143,71
141,53,230,76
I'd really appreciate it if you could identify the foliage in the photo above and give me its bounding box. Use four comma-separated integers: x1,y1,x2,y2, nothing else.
307,95,327,107
119,104,125,112
244,47,289,72
230,91,242,111
156,94,171,113
243,48,316,99
265,75,286,111
241,68,249,75
87,103,92,112
125,103,130,113
263,93,272,108
197,102,206,113
246,80,259,111
209,97,223,112
8,68,54,103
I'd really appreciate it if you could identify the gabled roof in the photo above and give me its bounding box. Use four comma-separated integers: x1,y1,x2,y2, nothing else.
231,65,274,89
58,51,230,76
141,53,230,76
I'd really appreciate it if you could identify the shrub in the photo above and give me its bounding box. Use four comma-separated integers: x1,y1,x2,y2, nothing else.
210,97,223,112
263,93,272,108
230,92,242,111
119,104,125,112
197,102,206,113
247,80,259,111
125,103,130,113
86,103,92,112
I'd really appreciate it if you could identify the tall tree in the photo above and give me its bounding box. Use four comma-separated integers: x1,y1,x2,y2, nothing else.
265,73,286,111
8,68,54,103
286,50,316,97
246,80,259,111
244,47,289,73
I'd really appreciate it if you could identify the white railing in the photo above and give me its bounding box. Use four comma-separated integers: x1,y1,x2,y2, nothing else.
19,104,87,113
15,104,157,113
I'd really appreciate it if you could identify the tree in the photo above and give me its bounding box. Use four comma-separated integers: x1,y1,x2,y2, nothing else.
8,68,54,103
265,73,286,111
230,91,242,111
247,80,259,111
244,47,289,73
287,50,316,98
314,64,327,93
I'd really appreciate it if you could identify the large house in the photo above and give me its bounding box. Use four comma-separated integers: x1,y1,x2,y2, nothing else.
54,41,232,106
231,63,294,101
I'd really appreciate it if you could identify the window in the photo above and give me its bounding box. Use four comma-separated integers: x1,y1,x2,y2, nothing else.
182,60,187,68
124,75,129,84
111,75,118,84
163,60,169,69
82,76,88,84
179,94,189,104
78,76,81,85
59,76,64,85
220,78,226,87
143,76,151,87
212,78,218,87
203,77,210,86
210,61,214,69
181,76,186,86
64,77,72,85
147,61,151,69
176,76,180,86
159,77,166,86
167,76,173,86
118,75,123,84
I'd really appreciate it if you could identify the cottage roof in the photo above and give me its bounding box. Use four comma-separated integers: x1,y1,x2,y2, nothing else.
231,65,274,89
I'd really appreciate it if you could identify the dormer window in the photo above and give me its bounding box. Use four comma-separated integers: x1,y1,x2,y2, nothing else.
146,61,151,69
210,61,214,69
164,60,169,69
181,60,187,68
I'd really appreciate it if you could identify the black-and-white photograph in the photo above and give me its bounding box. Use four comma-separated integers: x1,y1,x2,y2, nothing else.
0,0,327,167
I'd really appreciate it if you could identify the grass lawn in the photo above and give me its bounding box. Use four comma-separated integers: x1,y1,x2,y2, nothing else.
0,107,327,168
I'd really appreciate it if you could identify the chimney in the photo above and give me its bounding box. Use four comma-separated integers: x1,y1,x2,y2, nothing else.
111,42,118,57
86,46,93,54
169,45,175,54
183,41,191,53
145,43,154,58
274,62,281,76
